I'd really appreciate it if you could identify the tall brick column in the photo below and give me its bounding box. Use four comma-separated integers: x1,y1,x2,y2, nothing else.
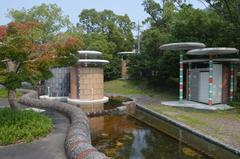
222,65,229,104
121,59,128,79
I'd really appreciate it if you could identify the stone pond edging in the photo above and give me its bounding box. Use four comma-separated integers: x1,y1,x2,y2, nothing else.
19,90,108,159
134,104,240,156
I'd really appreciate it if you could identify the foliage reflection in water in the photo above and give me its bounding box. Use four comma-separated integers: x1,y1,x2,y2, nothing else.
90,115,211,159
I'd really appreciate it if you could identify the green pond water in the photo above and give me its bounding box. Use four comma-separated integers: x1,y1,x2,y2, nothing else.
90,115,212,159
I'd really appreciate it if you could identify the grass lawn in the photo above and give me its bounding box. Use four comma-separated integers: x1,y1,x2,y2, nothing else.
104,79,177,100
0,108,53,145
0,89,22,99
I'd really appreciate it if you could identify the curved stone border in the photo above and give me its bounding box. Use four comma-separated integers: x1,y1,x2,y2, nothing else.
19,91,108,159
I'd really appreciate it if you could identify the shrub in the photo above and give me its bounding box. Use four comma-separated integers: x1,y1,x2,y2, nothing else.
0,108,53,145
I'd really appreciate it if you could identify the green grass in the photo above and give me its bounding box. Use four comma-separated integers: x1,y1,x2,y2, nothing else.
104,79,177,100
0,89,22,99
105,80,149,95
0,108,53,145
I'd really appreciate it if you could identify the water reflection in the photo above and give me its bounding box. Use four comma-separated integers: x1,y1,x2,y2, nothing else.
130,129,149,158
90,115,211,159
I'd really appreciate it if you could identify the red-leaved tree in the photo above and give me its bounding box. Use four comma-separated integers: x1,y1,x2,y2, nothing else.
0,21,83,109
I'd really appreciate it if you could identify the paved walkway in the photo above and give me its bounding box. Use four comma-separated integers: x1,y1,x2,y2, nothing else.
0,99,10,107
162,100,232,110
0,105,69,159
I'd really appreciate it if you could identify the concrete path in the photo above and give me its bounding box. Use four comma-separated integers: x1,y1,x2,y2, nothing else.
162,100,232,110
0,99,9,107
0,109,69,159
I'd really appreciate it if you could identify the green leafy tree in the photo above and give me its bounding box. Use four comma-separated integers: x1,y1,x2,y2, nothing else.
202,0,240,26
8,3,72,43
172,4,226,46
129,0,177,82
129,0,239,85
78,9,135,80
201,0,240,49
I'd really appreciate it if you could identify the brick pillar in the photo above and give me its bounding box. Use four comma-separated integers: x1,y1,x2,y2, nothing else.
69,66,78,99
234,66,238,97
121,59,128,79
222,65,229,104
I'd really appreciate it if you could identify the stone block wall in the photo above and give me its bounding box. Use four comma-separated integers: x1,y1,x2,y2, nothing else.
78,67,104,100
80,104,104,113
69,66,104,100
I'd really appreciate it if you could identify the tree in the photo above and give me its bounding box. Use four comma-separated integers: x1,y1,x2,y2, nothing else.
0,22,83,110
78,9,134,51
78,9,135,80
201,0,240,27
128,0,239,85
128,0,178,82
201,0,240,49
172,4,227,46
8,3,72,43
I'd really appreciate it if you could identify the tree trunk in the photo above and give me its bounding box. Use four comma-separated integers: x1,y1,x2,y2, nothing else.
8,89,18,110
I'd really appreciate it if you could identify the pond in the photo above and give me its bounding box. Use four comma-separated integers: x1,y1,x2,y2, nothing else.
90,115,212,159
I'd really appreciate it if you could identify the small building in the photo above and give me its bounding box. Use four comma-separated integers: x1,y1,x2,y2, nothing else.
160,43,239,109
67,50,109,105
41,50,109,106
118,51,137,79
185,48,239,105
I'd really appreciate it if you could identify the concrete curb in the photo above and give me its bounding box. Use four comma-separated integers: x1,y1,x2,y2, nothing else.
136,104,240,156
19,91,108,159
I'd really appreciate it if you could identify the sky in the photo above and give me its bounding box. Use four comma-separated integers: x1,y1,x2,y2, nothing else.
0,0,207,27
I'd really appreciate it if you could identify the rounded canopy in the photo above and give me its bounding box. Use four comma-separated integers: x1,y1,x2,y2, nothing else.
77,59,109,65
118,51,137,55
187,47,239,55
159,42,206,51
77,50,102,59
77,50,102,55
